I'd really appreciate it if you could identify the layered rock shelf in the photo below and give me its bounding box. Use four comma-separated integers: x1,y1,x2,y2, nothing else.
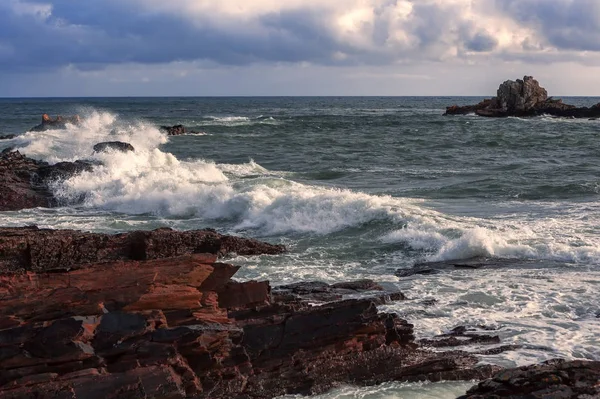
0,227,511,398
444,76,600,118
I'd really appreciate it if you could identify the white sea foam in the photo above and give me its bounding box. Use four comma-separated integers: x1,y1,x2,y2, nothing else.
9,111,600,265
199,115,280,127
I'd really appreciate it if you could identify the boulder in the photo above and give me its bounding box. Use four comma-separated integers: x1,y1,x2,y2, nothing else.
92,141,135,153
458,359,600,398
29,114,81,132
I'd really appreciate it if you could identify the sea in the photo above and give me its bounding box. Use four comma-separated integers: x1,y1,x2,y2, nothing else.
0,97,599,398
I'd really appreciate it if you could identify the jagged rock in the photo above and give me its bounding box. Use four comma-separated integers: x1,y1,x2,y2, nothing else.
0,135,16,140
458,359,600,398
28,114,81,132
0,226,286,272
0,249,505,399
92,141,135,153
160,125,186,136
444,76,600,118
496,76,547,112
0,150,95,211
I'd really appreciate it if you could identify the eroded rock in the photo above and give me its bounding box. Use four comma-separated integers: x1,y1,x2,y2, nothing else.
0,237,507,399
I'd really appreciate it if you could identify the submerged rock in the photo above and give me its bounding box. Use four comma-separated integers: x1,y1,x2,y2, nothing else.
458,359,600,398
396,256,563,277
28,114,81,132
92,141,135,153
0,134,16,140
444,76,600,118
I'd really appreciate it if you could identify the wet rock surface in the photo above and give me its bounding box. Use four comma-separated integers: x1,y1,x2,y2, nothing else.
444,76,600,118
0,150,95,211
0,228,508,398
458,359,600,398
0,135,16,140
396,256,561,277
92,141,135,153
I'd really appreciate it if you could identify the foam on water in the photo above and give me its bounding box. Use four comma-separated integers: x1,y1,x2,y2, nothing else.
8,111,600,265
278,381,475,399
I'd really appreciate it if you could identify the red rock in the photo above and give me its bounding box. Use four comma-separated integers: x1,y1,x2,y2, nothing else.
0,230,511,399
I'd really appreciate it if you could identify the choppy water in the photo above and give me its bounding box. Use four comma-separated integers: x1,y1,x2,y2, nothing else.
1,97,599,398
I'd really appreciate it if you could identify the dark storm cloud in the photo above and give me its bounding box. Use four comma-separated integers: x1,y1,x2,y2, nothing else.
496,0,600,51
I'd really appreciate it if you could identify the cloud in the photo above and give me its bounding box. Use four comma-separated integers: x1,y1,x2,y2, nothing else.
0,0,599,75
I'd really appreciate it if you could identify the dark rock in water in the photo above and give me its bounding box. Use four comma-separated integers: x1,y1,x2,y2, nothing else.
160,124,186,136
0,226,286,273
419,326,501,348
458,359,600,398
0,150,51,211
35,160,96,183
444,76,600,118
396,256,560,278
272,279,404,303
0,150,96,211
28,114,81,132
93,141,135,153
0,134,16,140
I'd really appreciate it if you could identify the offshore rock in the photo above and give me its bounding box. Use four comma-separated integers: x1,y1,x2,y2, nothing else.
28,114,81,132
0,226,286,272
444,76,600,118
92,141,135,153
0,135,16,140
0,248,504,399
0,150,94,211
160,124,187,136
458,359,600,398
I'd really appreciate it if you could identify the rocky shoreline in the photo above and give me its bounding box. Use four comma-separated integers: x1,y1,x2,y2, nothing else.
0,117,599,398
444,76,600,118
0,228,597,398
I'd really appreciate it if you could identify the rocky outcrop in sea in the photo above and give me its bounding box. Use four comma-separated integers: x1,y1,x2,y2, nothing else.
444,76,600,118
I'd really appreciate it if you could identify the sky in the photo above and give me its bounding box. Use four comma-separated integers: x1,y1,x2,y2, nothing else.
1,0,600,97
